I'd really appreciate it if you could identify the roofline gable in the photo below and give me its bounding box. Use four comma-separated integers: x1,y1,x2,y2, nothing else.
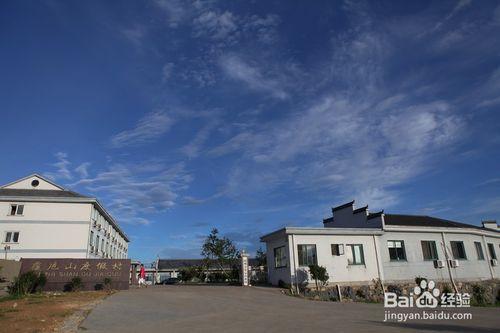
0,173,66,190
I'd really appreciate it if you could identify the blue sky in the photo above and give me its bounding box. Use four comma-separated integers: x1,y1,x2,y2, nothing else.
1,0,499,262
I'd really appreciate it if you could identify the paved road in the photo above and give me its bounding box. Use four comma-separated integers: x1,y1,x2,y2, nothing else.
79,286,499,333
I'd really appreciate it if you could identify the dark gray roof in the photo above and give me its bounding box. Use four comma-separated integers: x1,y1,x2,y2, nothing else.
323,217,333,224
0,189,89,198
384,214,496,232
158,258,259,270
331,200,354,212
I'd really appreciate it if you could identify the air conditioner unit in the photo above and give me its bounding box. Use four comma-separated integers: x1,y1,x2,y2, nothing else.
97,224,102,230
491,259,498,267
449,259,459,268
434,260,445,268
92,222,97,227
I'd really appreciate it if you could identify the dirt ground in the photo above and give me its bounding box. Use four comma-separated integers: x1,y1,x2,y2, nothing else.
0,291,110,333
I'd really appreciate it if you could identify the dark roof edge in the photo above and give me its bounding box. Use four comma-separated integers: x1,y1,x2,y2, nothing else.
367,210,384,219
332,200,355,212
323,217,333,224
353,205,368,214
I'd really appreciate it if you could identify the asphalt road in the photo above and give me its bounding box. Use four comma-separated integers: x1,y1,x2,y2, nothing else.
79,285,499,333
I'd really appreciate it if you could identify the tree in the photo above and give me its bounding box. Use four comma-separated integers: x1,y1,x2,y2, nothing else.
309,264,329,292
201,228,239,280
256,247,267,268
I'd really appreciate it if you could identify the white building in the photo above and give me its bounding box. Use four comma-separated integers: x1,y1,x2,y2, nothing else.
0,174,129,260
261,201,499,288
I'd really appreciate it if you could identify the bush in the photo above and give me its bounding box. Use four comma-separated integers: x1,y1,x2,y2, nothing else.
207,272,226,283
278,279,289,289
415,276,427,286
441,284,452,295
94,283,103,291
386,284,402,296
64,277,83,292
104,278,112,292
471,284,488,306
8,271,46,296
308,265,329,292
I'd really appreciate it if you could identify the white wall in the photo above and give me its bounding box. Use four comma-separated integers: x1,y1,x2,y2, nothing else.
379,230,499,283
264,229,500,286
290,234,380,285
0,202,92,260
265,236,291,285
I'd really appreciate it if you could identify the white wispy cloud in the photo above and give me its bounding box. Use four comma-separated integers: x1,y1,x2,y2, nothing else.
121,25,146,48
219,54,289,100
74,162,91,178
110,110,173,148
70,161,192,225
44,152,72,180
180,120,219,159
154,0,189,28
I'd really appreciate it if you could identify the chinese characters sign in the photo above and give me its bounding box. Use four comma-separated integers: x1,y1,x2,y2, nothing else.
20,258,131,291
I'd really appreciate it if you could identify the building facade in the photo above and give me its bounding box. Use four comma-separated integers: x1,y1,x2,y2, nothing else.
0,174,129,260
261,201,499,288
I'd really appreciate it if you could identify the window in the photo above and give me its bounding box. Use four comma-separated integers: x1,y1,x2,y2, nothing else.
450,241,467,260
348,244,365,265
274,246,287,268
101,239,105,254
297,244,317,266
96,235,100,251
421,241,439,260
9,204,24,216
488,243,497,260
90,231,94,246
388,240,406,261
4,232,19,243
474,242,485,260
331,244,344,256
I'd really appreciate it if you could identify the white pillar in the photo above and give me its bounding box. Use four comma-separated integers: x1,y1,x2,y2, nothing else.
241,250,250,286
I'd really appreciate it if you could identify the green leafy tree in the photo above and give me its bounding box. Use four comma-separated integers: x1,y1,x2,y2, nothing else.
201,228,239,279
309,264,329,292
256,247,267,268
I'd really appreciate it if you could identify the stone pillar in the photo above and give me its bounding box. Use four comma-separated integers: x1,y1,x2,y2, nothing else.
241,250,249,286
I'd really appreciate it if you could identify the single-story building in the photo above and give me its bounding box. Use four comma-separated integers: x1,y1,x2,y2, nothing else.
261,201,499,288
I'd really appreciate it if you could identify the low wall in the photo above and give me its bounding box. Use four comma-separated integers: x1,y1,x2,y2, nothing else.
299,279,500,305
0,259,21,283
20,258,131,291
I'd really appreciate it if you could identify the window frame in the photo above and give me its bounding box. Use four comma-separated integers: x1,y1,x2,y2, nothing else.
487,243,497,260
387,240,407,261
297,244,317,267
274,246,287,268
4,231,20,243
421,240,439,261
450,241,467,260
9,204,24,216
474,241,485,260
331,244,344,256
347,244,365,265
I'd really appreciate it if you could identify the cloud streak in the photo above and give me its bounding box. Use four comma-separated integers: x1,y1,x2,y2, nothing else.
110,110,173,148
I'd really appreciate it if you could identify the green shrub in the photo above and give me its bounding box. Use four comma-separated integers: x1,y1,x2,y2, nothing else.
94,283,103,291
471,284,488,306
64,277,83,292
309,265,329,292
104,278,112,292
441,284,452,295
278,279,290,289
415,276,427,286
8,271,47,296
